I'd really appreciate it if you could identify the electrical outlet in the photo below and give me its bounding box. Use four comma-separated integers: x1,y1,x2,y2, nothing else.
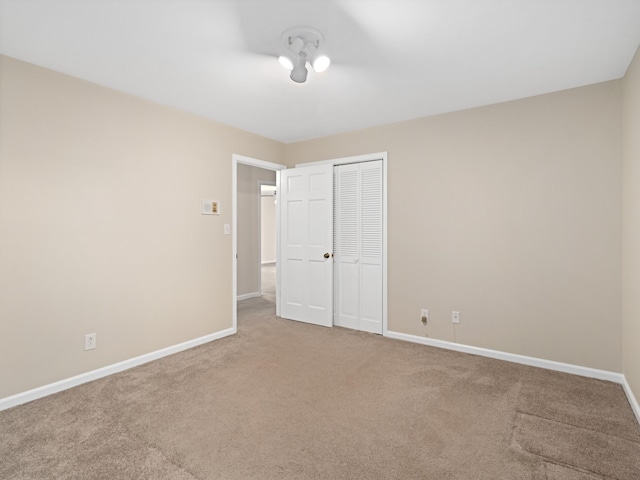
452,311,460,324
421,309,429,324
84,333,96,351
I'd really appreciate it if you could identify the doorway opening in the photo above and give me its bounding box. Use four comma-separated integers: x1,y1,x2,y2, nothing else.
232,155,286,333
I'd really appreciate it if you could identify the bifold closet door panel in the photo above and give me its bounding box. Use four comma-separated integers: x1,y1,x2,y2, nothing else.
335,164,359,329
358,161,383,333
334,160,382,333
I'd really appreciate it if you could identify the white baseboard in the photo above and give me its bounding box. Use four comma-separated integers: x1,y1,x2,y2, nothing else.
621,375,640,425
385,330,632,385
237,292,260,301
0,327,236,412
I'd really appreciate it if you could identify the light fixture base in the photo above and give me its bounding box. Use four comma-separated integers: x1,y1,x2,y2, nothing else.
280,26,325,50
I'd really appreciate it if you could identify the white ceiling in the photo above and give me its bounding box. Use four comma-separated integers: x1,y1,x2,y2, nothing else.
1,0,639,143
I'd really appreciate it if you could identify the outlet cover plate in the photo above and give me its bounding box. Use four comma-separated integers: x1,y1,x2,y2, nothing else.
84,333,96,350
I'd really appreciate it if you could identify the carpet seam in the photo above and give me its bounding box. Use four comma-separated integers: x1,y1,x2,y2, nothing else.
514,409,640,444
514,411,637,480
512,435,607,480
543,459,608,480
511,426,607,480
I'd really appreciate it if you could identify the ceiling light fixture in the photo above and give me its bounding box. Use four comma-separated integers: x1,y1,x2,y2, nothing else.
278,26,330,83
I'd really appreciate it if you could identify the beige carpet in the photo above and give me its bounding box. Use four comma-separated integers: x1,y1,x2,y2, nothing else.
1,295,639,479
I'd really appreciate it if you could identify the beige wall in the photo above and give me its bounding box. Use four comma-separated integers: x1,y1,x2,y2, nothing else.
0,56,284,398
1,52,632,401
237,164,276,296
287,81,623,372
623,45,640,404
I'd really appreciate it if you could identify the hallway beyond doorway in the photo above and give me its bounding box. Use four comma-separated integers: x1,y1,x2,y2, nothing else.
261,263,276,305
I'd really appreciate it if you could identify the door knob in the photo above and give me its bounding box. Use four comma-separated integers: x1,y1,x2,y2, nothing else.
324,253,331,259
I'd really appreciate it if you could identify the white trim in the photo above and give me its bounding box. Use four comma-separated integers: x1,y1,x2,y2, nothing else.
275,171,281,318
237,292,260,301
0,328,235,412
232,157,238,333
381,155,388,336
621,376,640,425
232,154,287,332
385,330,625,383
234,154,287,172
295,151,388,168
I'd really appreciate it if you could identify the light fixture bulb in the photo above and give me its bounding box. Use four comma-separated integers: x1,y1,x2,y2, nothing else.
278,55,294,71
290,64,308,83
312,55,331,72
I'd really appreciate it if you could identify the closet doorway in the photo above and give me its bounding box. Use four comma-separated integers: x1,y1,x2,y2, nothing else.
278,152,388,335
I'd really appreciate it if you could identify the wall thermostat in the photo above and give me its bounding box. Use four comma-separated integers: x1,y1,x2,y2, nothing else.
202,199,220,215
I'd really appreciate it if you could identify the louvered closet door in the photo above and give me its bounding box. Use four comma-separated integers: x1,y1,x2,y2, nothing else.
335,160,383,334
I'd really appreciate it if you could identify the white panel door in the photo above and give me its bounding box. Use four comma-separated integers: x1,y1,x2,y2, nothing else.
280,164,334,327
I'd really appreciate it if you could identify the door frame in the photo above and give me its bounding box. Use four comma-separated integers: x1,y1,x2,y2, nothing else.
295,152,388,335
232,154,287,333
